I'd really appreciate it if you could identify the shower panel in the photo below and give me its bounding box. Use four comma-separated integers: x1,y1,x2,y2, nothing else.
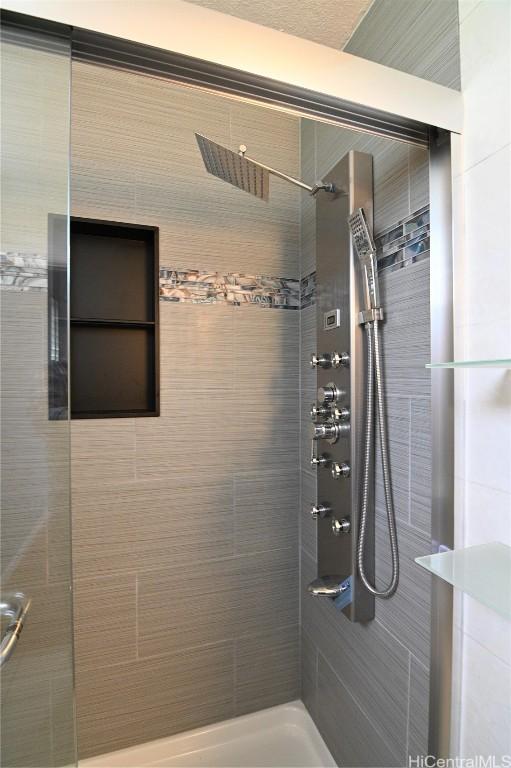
308,150,375,623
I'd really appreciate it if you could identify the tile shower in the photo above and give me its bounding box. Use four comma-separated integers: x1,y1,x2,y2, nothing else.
70,61,302,758
0,2,465,766
69,56,435,766
299,119,433,765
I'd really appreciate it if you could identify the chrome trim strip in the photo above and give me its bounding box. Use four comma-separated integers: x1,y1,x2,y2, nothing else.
428,129,455,759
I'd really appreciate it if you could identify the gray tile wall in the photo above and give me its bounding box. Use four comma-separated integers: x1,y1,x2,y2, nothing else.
299,100,433,768
70,62,301,758
0,28,76,768
345,0,461,89
300,261,433,765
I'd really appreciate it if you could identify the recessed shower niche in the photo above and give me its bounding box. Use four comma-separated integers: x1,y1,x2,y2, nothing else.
70,218,159,419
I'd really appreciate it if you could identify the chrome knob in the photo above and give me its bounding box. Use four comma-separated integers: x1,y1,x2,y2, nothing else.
310,503,331,520
310,353,332,369
331,517,351,536
331,406,350,422
331,461,351,479
331,351,350,369
310,454,329,469
311,422,341,445
317,383,342,404
310,403,330,422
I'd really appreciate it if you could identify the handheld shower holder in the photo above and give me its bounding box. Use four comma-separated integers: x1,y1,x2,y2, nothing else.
358,307,384,326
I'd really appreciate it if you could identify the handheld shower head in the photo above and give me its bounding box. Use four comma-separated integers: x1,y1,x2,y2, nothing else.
348,208,376,266
348,207,380,313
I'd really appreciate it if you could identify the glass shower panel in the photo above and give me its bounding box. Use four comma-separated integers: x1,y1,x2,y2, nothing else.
0,20,76,768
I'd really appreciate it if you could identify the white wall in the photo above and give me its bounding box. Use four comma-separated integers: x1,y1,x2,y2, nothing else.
451,0,511,760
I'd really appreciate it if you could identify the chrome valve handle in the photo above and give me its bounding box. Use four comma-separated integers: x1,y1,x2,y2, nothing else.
310,402,330,422
331,461,351,479
310,454,329,469
331,351,350,369
310,503,332,520
310,352,332,369
311,421,342,445
317,383,343,405
331,406,350,422
331,517,351,536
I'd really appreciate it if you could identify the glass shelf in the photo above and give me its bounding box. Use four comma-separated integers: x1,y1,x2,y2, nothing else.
426,359,511,369
415,543,511,619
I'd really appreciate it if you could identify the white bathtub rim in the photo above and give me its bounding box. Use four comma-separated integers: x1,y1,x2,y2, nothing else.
81,700,336,768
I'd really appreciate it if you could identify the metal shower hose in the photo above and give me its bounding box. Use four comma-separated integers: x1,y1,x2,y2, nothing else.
357,318,399,598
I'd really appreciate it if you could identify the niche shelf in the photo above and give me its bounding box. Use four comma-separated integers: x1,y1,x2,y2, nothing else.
415,542,511,620
70,218,160,419
426,358,511,369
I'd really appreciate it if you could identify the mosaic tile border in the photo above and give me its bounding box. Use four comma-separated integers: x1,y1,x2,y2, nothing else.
0,252,48,291
375,205,430,275
299,205,430,307
2,206,429,303
160,269,300,309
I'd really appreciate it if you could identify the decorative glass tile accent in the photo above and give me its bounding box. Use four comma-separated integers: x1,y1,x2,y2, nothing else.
375,205,430,276
159,268,300,309
0,252,47,291
300,271,316,309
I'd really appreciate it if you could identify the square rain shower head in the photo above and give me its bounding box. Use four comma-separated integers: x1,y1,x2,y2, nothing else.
195,133,270,201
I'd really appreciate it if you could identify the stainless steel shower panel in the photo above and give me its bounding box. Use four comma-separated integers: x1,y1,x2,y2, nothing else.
310,150,375,623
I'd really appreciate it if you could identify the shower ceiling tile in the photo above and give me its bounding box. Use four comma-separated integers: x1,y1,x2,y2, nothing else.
75,642,235,758
234,470,299,555
344,0,460,89
235,624,300,715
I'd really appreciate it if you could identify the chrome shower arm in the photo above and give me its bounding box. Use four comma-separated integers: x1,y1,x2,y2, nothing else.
239,148,334,196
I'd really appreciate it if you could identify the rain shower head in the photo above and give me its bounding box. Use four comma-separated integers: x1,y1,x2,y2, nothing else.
195,133,336,201
195,133,270,201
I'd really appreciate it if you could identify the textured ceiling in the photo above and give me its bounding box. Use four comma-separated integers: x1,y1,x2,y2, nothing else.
184,0,374,49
